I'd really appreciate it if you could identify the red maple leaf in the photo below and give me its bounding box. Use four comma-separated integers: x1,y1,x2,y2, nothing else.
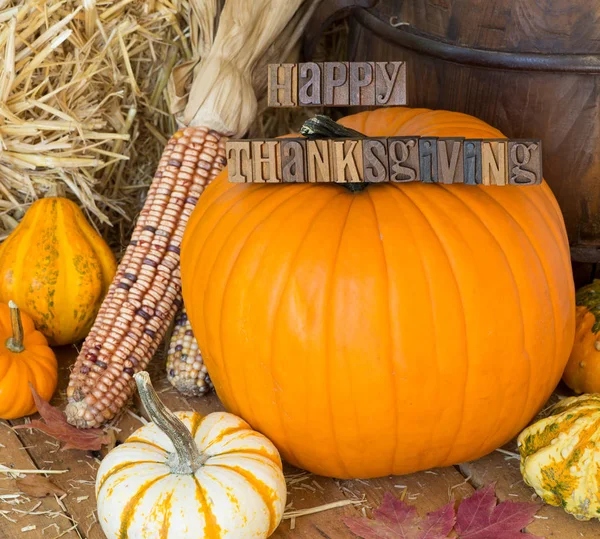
13,384,111,451
344,485,543,539
344,492,455,539
455,484,543,539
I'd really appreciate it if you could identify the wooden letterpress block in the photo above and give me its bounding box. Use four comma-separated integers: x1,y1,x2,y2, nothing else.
331,139,364,183
306,140,332,182
463,140,482,185
251,140,281,183
437,138,464,184
322,62,349,106
375,62,406,106
481,139,508,186
363,138,389,182
419,138,438,183
267,64,297,107
507,141,542,185
388,137,419,182
226,141,252,182
349,62,375,106
281,138,307,182
298,63,322,106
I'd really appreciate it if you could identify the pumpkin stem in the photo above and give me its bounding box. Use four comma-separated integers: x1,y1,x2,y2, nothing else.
6,300,24,353
45,183,66,198
134,371,205,474
300,115,368,193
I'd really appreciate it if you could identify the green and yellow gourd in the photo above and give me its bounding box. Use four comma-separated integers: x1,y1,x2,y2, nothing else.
0,191,116,345
518,394,600,520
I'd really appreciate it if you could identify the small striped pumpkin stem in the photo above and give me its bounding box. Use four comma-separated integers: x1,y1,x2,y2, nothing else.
134,371,206,474
65,128,226,428
166,306,213,397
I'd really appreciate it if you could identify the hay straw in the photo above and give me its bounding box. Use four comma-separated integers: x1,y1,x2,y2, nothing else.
0,0,191,249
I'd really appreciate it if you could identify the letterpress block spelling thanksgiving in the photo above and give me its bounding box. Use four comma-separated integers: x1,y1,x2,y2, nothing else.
332,140,364,183
281,139,307,183
507,141,542,185
225,136,542,185
463,140,482,185
307,140,332,182
227,141,253,183
268,62,406,107
388,137,420,182
251,140,281,183
438,138,464,184
363,139,389,183
419,138,439,183
481,140,508,186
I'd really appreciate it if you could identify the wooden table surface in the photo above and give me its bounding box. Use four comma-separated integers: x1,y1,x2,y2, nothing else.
0,346,597,538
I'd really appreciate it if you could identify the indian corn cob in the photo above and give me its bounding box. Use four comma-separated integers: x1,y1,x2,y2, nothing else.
64,0,312,428
166,307,213,396
66,129,226,427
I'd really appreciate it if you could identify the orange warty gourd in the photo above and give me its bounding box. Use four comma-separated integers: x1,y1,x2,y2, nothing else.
562,280,600,393
180,108,575,479
0,195,116,345
0,301,57,419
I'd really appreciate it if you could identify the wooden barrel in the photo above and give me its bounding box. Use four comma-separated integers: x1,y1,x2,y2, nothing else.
342,0,600,269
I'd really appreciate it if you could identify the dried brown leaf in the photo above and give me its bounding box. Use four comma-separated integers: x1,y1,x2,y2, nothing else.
14,384,111,451
15,475,66,498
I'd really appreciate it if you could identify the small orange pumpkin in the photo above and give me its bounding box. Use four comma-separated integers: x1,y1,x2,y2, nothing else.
181,108,575,479
0,301,57,419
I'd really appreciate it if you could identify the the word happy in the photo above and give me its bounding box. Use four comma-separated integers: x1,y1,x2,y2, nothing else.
268,62,407,107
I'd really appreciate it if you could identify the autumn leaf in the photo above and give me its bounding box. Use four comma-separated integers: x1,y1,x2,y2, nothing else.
15,475,66,498
13,384,111,451
344,492,455,539
344,485,543,539
455,484,543,539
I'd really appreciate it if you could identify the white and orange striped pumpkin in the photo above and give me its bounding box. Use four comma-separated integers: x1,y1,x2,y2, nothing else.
96,372,286,539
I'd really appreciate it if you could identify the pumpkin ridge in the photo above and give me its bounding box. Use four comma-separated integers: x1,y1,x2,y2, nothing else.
480,185,564,390
203,426,247,451
210,185,314,453
265,188,352,473
212,464,278,536
215,448,281,467
192,475,222,539
118,473,170,539
202,186,308,416
97,460,162,493
190,412,204,437
387,186,462,468
365,189,400,474
436,185,530,453
125,437,168,454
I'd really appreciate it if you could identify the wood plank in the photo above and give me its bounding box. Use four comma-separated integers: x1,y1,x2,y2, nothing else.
339,466,474,516
0,420,79,538
460,442,599,538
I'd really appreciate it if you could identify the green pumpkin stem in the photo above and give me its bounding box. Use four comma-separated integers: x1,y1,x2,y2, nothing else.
300,115,368,193
134,371,206,474
6,301,24,353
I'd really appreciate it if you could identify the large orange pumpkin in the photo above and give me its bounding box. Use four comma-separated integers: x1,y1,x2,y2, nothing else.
180,108,575,479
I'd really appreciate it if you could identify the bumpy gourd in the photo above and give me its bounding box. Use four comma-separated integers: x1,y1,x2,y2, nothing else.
181,107,575,479
563,280,600,393
0,301,57,419
96,372,286,539
0,194,116,345
518,394,600,520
